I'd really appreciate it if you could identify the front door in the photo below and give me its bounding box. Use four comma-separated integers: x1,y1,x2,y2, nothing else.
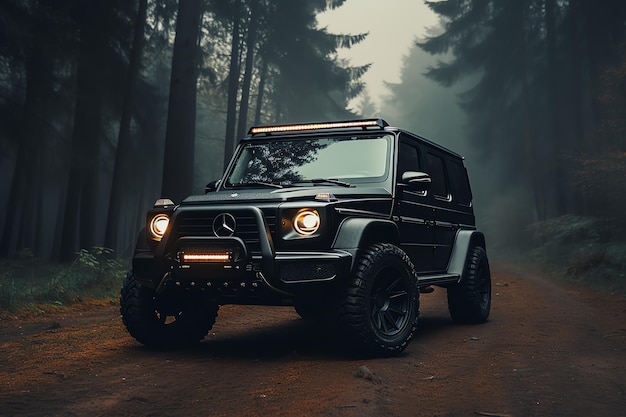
395,137,436,273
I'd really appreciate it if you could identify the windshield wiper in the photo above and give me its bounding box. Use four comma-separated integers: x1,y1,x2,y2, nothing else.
290,178,353,188
230,181,283,189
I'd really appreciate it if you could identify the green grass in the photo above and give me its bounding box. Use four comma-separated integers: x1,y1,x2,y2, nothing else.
0,248,127,313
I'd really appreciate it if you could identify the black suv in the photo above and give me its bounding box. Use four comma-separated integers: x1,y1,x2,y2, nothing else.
121,119,491,356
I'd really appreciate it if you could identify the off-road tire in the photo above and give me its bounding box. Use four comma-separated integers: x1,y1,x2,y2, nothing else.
120,271,218,348
334,243,419,356
447,246,491,323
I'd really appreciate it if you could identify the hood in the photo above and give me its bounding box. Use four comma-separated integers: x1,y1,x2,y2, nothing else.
181,185,391,205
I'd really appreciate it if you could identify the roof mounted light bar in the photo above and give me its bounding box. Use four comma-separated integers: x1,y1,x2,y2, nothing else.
248,119,389,135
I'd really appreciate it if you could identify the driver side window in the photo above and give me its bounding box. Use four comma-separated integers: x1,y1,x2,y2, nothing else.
398,141,421,173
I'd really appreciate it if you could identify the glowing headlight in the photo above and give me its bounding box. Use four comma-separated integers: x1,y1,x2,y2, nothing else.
293,210,320,236
149,214,170,240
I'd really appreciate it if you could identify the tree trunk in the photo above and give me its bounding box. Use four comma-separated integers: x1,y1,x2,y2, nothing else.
236,0,259,141
59,0,110,261
161,0,203,202
104,0,148,252
223,0,241,168
567,0,591,150
544,0,569,216
517,2,546,222
0,43,51,257
254,58,268,125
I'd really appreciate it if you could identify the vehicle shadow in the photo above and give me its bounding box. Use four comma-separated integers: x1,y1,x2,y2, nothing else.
124,296,473,361
187,312,463,361
197,317,339,359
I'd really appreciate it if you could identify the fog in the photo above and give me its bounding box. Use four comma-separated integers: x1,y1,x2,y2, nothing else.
320,0,541,248
317,0,439,105
1,0,625,268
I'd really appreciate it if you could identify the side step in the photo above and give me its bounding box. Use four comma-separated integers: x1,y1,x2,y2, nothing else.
417,273,460,288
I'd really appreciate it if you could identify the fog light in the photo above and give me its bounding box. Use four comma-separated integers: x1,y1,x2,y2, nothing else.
181,253,231,262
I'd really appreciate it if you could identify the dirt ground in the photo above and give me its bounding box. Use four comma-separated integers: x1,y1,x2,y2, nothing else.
1,264,625,417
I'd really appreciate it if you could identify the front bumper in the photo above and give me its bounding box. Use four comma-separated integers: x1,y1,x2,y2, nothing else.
132,205,352,300
133,246,352,302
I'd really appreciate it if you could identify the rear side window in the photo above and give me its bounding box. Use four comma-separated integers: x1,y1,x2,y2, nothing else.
450,159,472,206
426,152,449,199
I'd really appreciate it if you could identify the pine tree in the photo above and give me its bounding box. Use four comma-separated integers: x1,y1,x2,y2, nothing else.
161,0,203,202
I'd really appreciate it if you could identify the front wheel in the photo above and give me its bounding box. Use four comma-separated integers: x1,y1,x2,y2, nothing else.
447,246,491,323
333,243,419,356
120,272,218,348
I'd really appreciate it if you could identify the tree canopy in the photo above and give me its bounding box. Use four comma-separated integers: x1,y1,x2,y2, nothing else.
2,0,625,261
409,0,626,240
0,0,368,260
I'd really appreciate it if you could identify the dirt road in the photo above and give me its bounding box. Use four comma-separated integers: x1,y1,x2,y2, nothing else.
1,265,625,417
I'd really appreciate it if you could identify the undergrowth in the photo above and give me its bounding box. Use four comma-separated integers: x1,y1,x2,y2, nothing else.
0,247,127,313
503,215,626,296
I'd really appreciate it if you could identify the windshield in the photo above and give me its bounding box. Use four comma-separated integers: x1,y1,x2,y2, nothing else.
225,135,392,187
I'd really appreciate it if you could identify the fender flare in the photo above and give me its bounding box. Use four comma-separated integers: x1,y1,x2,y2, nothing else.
447,230,487,280
332,218,400,269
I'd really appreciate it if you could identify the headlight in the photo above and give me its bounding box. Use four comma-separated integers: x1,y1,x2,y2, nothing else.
293,210,320,236
149,214,170,240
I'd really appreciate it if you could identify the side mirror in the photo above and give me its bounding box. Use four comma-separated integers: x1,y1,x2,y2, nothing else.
205,179,221,193
401,171,431,192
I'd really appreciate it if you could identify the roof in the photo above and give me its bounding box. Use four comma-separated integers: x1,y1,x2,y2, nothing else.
244,119,463,159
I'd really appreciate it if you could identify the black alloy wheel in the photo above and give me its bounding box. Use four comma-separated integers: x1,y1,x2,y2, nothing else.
334,243,419,356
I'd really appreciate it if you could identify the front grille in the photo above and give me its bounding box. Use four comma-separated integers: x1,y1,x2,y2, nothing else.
172,208,276,256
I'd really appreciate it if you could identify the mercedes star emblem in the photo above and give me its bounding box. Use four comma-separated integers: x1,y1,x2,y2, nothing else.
212,213,236,237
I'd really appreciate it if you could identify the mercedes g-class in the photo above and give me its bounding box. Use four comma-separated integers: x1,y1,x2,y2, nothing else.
120,119,491,356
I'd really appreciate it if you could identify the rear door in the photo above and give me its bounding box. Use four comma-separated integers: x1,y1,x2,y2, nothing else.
423,148,457,271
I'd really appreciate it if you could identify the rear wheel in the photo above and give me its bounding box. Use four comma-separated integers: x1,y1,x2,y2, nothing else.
334,243,419,356
120,271,218,348
447,246,491,323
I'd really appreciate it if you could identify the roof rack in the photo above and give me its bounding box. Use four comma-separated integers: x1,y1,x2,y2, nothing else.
247,119,389,136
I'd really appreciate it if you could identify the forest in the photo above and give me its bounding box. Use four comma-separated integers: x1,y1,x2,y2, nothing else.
1,0,626,288
0,0,368,263
382,0,626,264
